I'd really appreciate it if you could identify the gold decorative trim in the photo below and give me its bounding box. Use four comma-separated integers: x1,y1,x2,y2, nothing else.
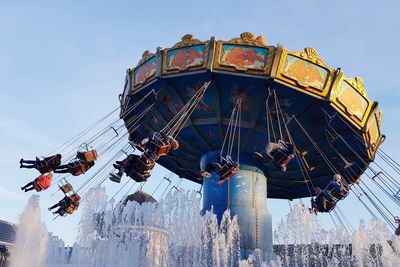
296,47,327,66
137,50,155,67
376,110,383,128
228,32,268,46
345,76,367,97
171,34,203,49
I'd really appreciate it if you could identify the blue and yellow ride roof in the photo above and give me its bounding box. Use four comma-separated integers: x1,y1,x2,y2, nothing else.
120,33,384,199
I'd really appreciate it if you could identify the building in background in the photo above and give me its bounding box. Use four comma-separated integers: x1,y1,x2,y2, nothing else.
0,220,17,267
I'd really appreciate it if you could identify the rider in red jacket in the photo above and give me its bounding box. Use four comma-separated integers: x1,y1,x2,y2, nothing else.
21,173,53,192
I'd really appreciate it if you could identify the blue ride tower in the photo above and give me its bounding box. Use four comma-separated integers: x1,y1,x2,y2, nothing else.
201,151,273,259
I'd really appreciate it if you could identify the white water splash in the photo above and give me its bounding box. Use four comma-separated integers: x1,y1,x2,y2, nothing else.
45,186,241,267
12,189,400,267
10,195,48,267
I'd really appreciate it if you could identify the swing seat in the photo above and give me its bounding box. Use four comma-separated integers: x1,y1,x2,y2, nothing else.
332,188,349,201
65,202,79,214
271,149,294,168
109,173,122,183
60,183,73,194
315,198,336,213
34,182,45,192
147,140,171,158
279,154,295,167
36,159,53,174
215,163,239,180
126,156,155,181
71,163,86,176
77,149,98,162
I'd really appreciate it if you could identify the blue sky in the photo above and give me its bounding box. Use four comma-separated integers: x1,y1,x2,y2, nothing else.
1,0,400,245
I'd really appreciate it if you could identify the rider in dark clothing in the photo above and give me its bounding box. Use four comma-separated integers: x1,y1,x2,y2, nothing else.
54,160,95,176
110,132,179,183
20,154,62,174
254,140,295,171
311,187,329,212
48,194,80,216
324,174,344,202
208,155,240,186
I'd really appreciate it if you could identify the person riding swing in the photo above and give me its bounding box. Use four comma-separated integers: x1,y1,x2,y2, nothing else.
110,132,178,183
254,140,295,171
20,154,62,174
54,159,95,176
324,174,348,202
53,148,97,176
21,173,53,192
48,193,80,216
134,131,179,159
109,154,153,183
213,155,240,186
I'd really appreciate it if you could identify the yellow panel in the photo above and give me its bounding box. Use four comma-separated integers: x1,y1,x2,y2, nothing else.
330,74,373,129
274,47,334,98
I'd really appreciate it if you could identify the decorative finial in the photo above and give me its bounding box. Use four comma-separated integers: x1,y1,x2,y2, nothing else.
355,77,364,88
181,34,194,45
228,32,268,46
303,47,319,60
137,50,155,66
240,32,255,42
171,34,202,48
255,35,267,45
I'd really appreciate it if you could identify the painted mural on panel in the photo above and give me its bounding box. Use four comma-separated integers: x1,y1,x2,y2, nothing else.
337,81,368,120
159,92,182,117
134,57,156,85
220,45,268,70
282,55,328,90
167,45,205,71
185,81,212,114
230,83,253,112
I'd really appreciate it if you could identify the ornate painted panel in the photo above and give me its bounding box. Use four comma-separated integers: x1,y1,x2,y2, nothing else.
212,32,275,76
220,44,268,70
274,47,334,98
133,56,157,88
162,34,209,75
330,75,373,128
282,55,328,90
166,45,206,71
336,81,369,120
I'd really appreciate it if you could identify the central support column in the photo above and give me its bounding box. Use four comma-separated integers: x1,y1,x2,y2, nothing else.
201,152,273,260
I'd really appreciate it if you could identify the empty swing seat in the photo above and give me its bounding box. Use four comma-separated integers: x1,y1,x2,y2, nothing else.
77,149,98,162
60,183,73,194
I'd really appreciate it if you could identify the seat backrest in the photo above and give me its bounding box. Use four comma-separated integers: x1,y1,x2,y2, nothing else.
60,183,73,194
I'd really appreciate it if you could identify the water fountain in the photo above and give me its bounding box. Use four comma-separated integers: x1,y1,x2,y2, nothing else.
10,188,400,267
